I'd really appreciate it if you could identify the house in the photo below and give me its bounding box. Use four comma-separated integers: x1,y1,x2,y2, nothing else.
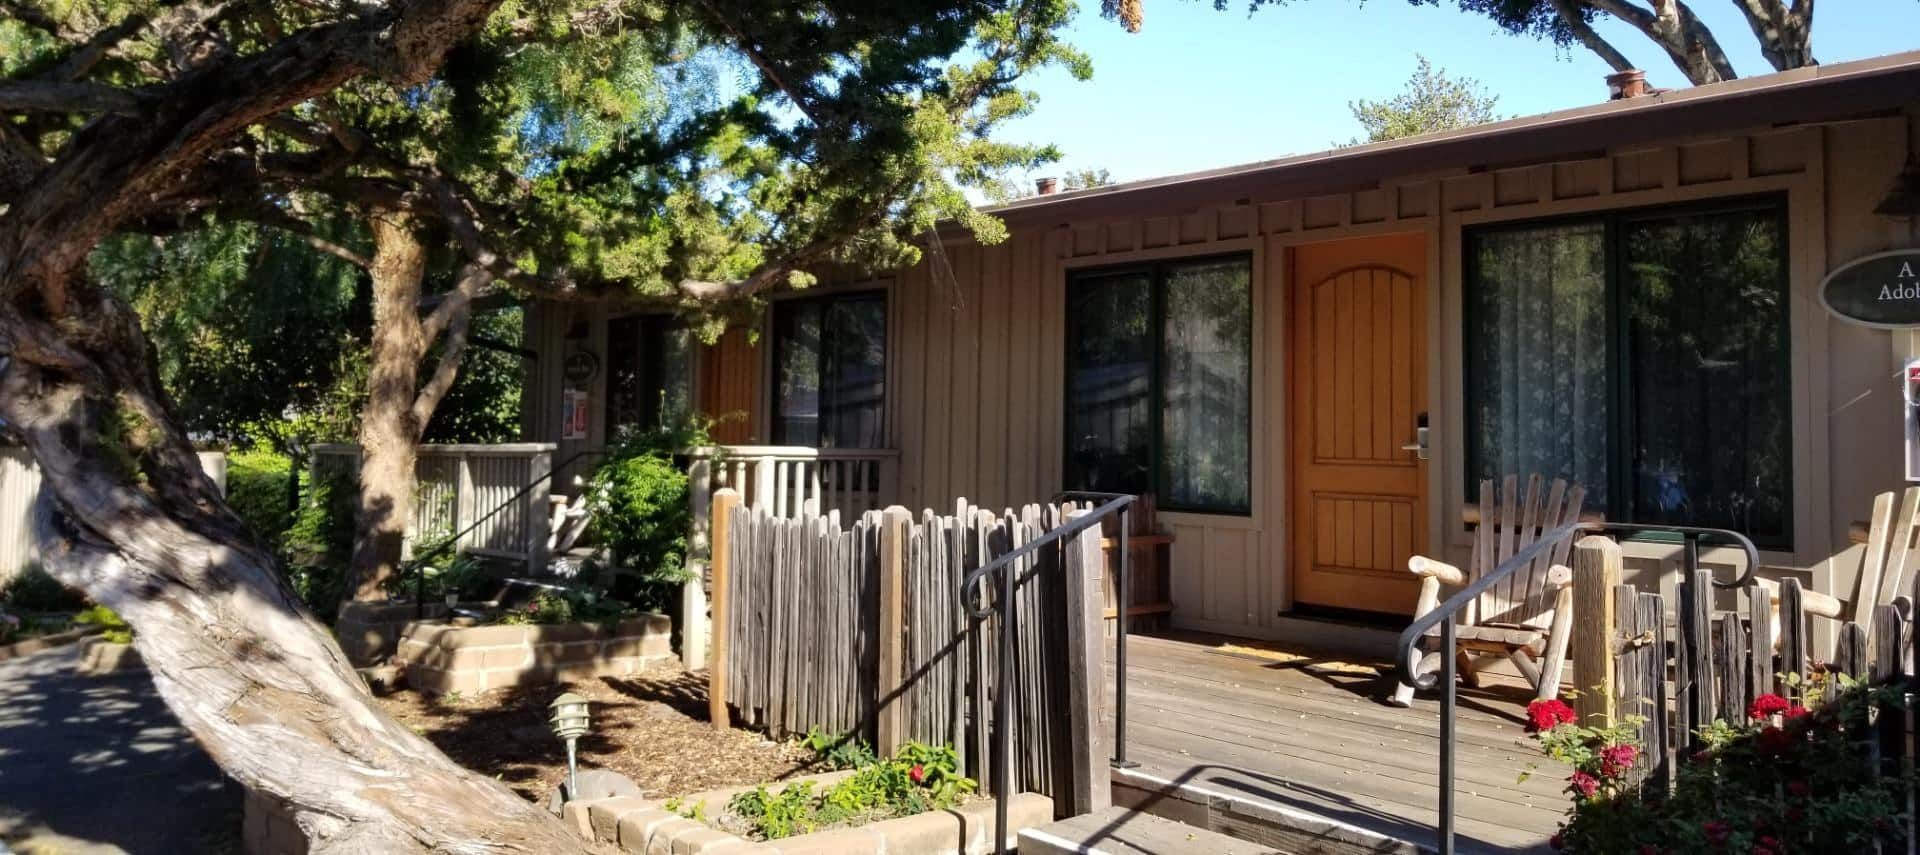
522,50,1920,649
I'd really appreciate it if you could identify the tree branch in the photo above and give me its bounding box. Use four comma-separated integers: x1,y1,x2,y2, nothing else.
46,13,154,82
411,265,487,428
1551,0,1637,72
0,80,145,114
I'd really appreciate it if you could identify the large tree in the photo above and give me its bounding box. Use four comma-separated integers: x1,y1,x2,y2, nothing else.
0,0,1082,849
1344,55,1500,145
1186,0,1814,86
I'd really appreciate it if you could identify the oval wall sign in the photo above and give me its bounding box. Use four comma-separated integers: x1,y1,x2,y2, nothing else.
1821,250,1920,329
562,350,600,386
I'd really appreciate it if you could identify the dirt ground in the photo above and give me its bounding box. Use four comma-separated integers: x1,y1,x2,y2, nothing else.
377,660,823,803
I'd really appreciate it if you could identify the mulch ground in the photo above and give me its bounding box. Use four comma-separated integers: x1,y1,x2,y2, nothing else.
376,660,824,803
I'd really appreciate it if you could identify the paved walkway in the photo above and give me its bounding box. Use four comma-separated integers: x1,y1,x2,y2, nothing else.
0,645,239,854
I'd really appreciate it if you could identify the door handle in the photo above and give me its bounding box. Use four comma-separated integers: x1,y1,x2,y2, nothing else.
1401,413,1431,461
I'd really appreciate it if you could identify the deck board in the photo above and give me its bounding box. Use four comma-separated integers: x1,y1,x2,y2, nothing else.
1106,634,1567,854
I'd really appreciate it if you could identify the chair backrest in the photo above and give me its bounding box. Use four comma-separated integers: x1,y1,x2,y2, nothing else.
1846,487,1920,623
1468,474,1588,629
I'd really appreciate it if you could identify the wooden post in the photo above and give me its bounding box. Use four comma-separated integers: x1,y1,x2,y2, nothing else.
1571,535,1622,726
524,448,552,575
1062,510,1111,815
708,488,742,731
681,454,714,670
876,506,911,755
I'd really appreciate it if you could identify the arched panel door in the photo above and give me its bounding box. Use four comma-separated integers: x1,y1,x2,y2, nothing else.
1288,235,1429,616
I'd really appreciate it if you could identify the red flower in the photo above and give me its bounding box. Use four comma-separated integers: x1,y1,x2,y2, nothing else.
1528,699,1578,733
909,764,926,784
1599,743,1639,778
1569,770,1600,798
1549,832,1564,851
1639,845,1661,855
1748,693,1791,721
1783,705,1810,720
1786,779,1810,798
1755,835,1781,852
1756,726,1795,757
1784,806,1805,823
1704,820,1732,846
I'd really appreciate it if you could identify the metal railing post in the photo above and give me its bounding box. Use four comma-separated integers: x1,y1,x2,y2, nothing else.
995,556,1016,854
1114,506,1135,768
1439,617,1456,855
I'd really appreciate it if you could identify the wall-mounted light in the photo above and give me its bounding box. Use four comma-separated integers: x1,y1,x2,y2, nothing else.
549,692,591,801
1875,156,1920,219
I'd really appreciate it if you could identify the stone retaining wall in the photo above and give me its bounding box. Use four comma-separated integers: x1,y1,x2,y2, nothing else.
242,789,310,855
395,613,671,694
334,601,456,667
561,771,1053,855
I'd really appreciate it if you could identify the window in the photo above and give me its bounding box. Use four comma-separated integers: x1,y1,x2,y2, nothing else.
1066,255,1252,514
605,314,691,437
1465,197,1792,548
771,291,887,448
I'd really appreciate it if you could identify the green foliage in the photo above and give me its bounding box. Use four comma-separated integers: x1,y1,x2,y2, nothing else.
1530,675,1909,852
226,449,297,550
490,588,632,627
73,605,132,644
726,742,976,840
805,727,879,771
1344,55,1500,146
583,426,700,612
0,565,87,613
393,554,496,604
279,467,357,622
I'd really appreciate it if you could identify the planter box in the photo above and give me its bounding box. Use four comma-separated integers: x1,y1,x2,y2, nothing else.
0,623,101,662
334,601,462,667
394,613,671,694
74,637,144,676
563,770,1053,855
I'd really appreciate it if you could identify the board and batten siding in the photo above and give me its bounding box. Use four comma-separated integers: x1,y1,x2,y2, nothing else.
875,113,1919,640
524,110,1919,643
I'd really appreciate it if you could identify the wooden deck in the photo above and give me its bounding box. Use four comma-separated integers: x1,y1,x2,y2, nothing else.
1105,633,1569,854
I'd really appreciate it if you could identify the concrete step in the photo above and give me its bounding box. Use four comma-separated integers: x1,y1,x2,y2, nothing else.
1019,806,1289,855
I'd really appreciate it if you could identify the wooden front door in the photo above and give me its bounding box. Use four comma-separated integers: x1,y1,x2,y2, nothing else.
1288,234,1429,616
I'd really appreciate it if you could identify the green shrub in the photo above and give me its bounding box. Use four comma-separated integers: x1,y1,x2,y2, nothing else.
226,448,296,550
584,438,693,613
0,565,87,613
725,742,976,840
74,604,133,644
280,466,356,621
491,588,631,626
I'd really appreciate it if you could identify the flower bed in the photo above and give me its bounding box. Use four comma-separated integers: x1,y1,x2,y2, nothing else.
393,612,670,694
1525,675,1907,853
564,742,1053,854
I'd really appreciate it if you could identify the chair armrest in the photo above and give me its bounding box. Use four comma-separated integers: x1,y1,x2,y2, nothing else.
1544,564,1572,592
1753,576,1844,619
1408,556,1465,585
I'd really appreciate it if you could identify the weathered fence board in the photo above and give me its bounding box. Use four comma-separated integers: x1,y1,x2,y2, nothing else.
712,495,1105,810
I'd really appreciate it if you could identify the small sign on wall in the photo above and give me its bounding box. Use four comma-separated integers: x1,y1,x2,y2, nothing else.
562,389,590,441
1821,250,1920,329
1908,359,1920,483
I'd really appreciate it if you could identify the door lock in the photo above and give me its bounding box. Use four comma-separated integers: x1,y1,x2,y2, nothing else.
1400,412,1431,461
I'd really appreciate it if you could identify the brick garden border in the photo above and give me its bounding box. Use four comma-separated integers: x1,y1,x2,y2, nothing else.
0,623,102,662
394,613,672,694
561,770,1054,854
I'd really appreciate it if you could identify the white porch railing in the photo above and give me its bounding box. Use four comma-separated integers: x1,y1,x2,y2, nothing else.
685,445,900,521
310,443,555,573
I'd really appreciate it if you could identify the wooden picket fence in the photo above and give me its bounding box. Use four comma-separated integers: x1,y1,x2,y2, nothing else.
1582,535,1919,800
706,489,1107,813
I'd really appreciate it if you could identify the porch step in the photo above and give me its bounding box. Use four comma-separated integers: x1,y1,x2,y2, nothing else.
1018,806,1288,855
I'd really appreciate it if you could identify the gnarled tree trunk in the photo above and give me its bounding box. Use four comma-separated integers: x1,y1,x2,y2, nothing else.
349,214,431,602
0,287,582,853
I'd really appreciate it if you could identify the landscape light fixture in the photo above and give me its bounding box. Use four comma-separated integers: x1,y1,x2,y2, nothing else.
548,692,591,801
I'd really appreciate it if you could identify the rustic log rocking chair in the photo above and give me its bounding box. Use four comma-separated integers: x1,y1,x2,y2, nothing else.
1390,474,1589,707
1755,486,1920,655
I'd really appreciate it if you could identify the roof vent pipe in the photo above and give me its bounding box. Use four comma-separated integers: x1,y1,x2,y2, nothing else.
1607,69,1650,100
1035,176,1058,195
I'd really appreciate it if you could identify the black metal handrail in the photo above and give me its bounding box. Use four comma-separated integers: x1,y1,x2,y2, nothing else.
1396,520,1760,854
405,450,596,617
959,492,1137,855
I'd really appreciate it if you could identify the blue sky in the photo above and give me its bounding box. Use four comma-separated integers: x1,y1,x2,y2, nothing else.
993,0,1920,187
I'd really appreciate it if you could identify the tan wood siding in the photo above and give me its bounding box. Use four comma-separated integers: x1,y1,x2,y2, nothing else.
699,326,762,445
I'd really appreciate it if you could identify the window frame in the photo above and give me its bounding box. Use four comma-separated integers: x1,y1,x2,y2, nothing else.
1461,193,1794,549
1063,251,1255,517
768,288,890,449
603,311,690,439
